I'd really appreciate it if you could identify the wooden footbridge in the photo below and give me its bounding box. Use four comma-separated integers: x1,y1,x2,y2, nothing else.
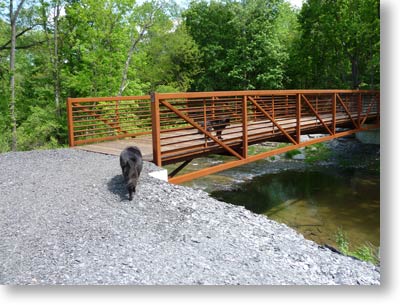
67,90,380,183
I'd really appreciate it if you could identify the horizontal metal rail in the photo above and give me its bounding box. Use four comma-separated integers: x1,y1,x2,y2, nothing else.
67,90,379,183
150,90,379,168
67,95,152,146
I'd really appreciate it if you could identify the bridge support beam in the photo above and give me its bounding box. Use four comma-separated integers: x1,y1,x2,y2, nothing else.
296,93,301,144
168,127,377,184
168,159,193,178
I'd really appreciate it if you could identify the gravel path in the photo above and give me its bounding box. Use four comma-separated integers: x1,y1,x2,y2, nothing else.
0,149,380,285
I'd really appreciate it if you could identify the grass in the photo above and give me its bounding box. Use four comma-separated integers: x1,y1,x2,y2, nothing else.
284,149,302,159
335,228,379,265
304,142,332,164
247,144,272,156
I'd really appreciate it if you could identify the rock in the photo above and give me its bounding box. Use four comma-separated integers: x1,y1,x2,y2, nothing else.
0,148,380,285
300,135,310,142
292,153,306,160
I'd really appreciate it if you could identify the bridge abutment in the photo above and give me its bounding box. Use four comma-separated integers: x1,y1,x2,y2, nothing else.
356,125,380,145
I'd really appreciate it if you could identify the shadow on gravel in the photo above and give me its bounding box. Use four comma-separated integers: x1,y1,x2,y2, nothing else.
107,175,129,201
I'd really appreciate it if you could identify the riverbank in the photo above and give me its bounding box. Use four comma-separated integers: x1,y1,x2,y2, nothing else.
180,136,380,193
181,136,380,262
0,148,379,284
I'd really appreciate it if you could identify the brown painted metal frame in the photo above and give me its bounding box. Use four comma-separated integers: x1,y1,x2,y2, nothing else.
67,95,152,147
167,127,378,184
149,90,379,183
248,96,297,144
67,90,380,184
159,99,244,160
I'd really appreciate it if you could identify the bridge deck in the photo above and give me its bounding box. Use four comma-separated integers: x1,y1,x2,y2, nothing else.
67,90,380,183
74,112,361,162
74,136,154,161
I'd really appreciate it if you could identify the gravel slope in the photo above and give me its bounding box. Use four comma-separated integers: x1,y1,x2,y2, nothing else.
0,149,380,285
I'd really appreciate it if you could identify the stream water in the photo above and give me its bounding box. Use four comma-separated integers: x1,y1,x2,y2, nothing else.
211,167,380,252
172,140,380,253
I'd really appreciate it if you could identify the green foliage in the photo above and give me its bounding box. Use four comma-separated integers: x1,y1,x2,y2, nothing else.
138,24,202,92
247,144,272,156
287,0,380,89
335,228,379,265
304,142,332,164
336,228,350,254
183,0,239,90
285,148,302,159
17,105,64,151
0,116,11,153
0,0,380,152
184,0,298,90
62,0,137,96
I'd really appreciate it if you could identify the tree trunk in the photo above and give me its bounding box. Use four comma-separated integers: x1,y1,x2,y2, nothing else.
9,0,26,151
118,29,146,96
369,38,374,89
118,3,160,96
351,55,359,89
10,1,17,151
53,1,61,117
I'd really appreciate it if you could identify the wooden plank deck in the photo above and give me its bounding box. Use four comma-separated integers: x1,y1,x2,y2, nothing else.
73,113,357,163
73,136,154,161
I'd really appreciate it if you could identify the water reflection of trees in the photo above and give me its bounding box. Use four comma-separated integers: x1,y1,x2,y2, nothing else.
211,168,380,251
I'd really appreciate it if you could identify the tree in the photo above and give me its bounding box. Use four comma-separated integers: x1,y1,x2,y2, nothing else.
62,0,134,96
288,0,380,89
39,0,63,117
119,0,165,96
183,0,297,91
1,0,51,151
227,0,292,89
137,21,201,92
9,0,26,151
183,0,240,91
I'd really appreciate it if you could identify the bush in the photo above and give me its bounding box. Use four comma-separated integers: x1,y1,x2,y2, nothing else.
305,142,331,164
335,228,379,265
285,149,302,159
17,106,64,151
0,116,11,152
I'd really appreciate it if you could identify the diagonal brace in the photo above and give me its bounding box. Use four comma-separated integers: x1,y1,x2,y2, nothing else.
360,97,378,125
336,94,358,128
248,96,297,144
75,102,128,134
160,100,244,160
301,94,333,135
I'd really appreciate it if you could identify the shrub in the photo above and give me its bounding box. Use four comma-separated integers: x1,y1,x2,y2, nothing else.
284,149,302,159
335,228,379,265
305,142,331,164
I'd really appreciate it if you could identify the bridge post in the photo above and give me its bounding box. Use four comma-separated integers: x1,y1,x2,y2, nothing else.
151,92,162,166
332,93,337,134
242,95,248,158
358,93,362,128
67,97,75,147
296,94,301,144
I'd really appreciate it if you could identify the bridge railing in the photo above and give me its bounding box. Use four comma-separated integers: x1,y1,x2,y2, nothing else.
67,95,152,147
67,90,379,167
150,90,379,166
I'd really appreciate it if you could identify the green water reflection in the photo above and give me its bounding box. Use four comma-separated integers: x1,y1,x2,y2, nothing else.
211,168,380,251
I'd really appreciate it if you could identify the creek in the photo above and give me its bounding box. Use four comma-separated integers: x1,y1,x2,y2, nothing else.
168,138,380,254
210,167,379,252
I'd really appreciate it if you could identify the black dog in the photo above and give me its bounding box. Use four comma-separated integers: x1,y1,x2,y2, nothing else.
119,146,143,201
198,117,230,140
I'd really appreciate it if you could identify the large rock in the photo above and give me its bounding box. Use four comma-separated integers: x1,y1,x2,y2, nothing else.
292,153,306,160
